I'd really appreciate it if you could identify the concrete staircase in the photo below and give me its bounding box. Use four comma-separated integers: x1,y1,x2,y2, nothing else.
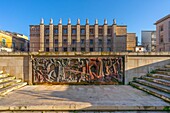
130,64,170,103
0,71,27,96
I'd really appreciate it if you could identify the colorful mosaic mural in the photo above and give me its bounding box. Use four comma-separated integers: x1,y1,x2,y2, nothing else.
32,57,124,84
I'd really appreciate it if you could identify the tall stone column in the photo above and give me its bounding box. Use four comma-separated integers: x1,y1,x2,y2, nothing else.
58,19,63,52
103,19,108,52
76,19,80,52
49,18,54,52
40,18,44,51
112,19,117,52
94,21,98,52
85,19,89,52
67,18,71,52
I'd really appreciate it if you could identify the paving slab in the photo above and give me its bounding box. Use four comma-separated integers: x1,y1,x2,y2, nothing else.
0,85,169,111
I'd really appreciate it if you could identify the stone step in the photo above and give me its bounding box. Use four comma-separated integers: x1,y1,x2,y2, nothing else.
156,71,170,76
147,74,170,81
142,76,170,86
156,68,170,72
130,82,170,102
0,74,9,78
165,64,170,68
0,71,3,74
0,77,15,83
0,79,22,89
0,82,27,96
135,79,170,93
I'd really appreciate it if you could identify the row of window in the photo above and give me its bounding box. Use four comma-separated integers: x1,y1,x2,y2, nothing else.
45,47,112,52
45,39,112,45
45,28,112,35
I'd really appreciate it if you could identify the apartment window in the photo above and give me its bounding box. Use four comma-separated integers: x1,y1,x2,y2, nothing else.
80,29,85,35
160,35,163,43
54,29,58,34
107,28,112,35
72,29,76,35
81,48,85,51
55,47,58,52
63,47,67,52
55,39,58,44
107,39,111,45
72,39,76,44
98,47,103,52
45,29,49,34
99,28,103,35
63,39,67,44
90,48,93,52
72,47,76,51
81,39,85,44
90,39,93,45
2,39,6,46
98,39,102,45
46,39,49,44
63,28,67,34
46,47,49,52
90,28,94,35
159,25,163,31
107,47,111,52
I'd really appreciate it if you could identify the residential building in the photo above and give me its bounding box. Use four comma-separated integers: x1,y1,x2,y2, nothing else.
127,33,137,52
30,18,137,52
0,30,29,52
141,31,156,52
155,14,170,51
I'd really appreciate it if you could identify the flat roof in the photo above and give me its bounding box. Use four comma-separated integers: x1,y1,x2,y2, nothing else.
154,14,170,25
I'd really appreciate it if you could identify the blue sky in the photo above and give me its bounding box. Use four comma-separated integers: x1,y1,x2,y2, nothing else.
0,0,170,43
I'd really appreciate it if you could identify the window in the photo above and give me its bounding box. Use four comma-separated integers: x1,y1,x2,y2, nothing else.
81,48,85,51
63,47,67,52
99,28,103,34
90,48,93,52
55,47,58,52
46,47,49,52
159,25,163,32
55,39,58,44
72,29,76,35
107,47,111,52
72,39,76,44
2,39,6,46
98,39,102,45
90,28,94,35
160,35,163,43
45,29,49,34
80,29,85,35
46,39,49,44
107,28,112,35
81,39,85,44
107,39,111,45
90,39,93,45
63,28,67,34
98,47,103,52
63,39,67,44
72,47,76,51
54,29,58,34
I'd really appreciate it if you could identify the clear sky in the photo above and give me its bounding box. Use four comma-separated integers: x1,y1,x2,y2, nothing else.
0,0,170,43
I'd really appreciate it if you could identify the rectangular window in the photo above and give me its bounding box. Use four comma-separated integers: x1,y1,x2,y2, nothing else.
90,28,94,35
63,28,67,34
55,47,58,52
98,47,103,52
55,39,58,44
107,39,111,45
107,47,111,51
81,48,85,51
72,47,76,51
90,48,93,52
160,35,163,43
63,47,67,52
80,29,85,35
98,39,102,45
72,39,76,44
81,39,85,44
72,29,76,35
159,25,163,31
46,47,49,52
45,29,49,35
54,29,58,34
46,39,49,44
99,28,103,35
90,39,93,45
63,39,67,44
107,28,112,35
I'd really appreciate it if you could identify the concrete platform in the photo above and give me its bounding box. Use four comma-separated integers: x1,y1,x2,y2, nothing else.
0,85,169,111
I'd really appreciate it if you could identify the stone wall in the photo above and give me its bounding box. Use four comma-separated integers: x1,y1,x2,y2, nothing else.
0,52,170,85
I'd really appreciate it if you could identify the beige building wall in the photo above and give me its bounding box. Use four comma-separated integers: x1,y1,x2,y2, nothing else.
127,33,137,52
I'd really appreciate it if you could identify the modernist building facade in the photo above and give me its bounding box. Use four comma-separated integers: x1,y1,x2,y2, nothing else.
30,18,137,52
155,14,170,52
141,31,156,52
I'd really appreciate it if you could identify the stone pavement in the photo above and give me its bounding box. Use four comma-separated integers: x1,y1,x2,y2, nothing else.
0,85,169,111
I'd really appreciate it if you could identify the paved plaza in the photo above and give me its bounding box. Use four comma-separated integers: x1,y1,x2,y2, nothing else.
0,85,169,111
